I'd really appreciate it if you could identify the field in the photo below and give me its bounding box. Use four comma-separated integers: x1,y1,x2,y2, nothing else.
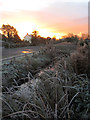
1,42,90,120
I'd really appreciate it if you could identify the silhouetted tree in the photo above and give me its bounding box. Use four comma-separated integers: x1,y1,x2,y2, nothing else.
47,37,51,40
1,24,21,42
14,33,21,43
46,37,51,44
65,34,79,44
32,30,38,38
2,34,7,41
1,24,17,38
67,33,74,38
31,30,39,45
52,37,56,41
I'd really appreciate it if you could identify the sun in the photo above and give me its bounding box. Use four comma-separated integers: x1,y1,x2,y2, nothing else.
5,21,67,40
14,22,39,39
0,21,66,40
35,29,66,39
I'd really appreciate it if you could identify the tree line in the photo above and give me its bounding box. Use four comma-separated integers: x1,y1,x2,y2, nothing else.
1,24,52,45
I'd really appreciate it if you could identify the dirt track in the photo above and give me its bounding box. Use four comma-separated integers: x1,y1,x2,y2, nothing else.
2,46,42,59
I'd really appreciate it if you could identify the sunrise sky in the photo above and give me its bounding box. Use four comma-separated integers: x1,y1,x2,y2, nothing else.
0,0,89,39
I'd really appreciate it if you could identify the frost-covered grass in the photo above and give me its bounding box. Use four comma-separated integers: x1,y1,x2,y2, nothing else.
1,43,90,120
2,51,52,88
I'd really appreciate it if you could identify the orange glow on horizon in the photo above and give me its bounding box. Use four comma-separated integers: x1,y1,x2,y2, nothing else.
0,21,87,40
0,22,66,39
0,0,88,39
15,23,66,39
15,22,67,39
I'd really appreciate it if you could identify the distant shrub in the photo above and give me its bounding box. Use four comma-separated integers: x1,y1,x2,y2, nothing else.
65,36,79,44
79,39,89,47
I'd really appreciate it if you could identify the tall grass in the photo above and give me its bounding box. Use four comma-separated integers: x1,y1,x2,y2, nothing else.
1,43,89,119
2,57,89,119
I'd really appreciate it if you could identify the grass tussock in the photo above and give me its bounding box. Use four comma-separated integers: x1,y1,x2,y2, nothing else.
40,44,56,59
70,44,89,74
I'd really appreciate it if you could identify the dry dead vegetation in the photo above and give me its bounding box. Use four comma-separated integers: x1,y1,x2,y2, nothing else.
70,44,89,74
1,43,90,120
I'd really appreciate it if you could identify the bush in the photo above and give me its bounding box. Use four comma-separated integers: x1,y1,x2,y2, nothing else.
70,44,89,74
65,36,79,44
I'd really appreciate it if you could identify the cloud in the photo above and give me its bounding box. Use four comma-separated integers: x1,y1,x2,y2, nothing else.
0,0,58,12
0,0,89,13
0,0,88,35
72,17,88,25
